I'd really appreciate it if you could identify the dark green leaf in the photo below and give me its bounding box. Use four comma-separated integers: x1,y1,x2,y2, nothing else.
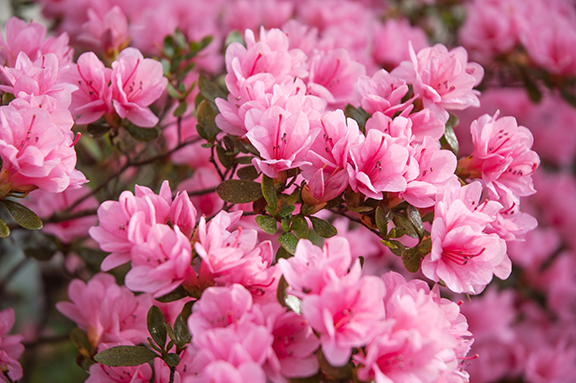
163,35,175,57
173,101,188,117
87,123,111,138
237,165,259,181
0,219,9,238
70,328,92,356
344,104,371,134
2,92,15,105
560,87,576,109
518,66,542,103
198,74,227,104
278,233,298,254
173,315,191,347
216,180,263,204
235,156,253,165
94,346,158,367
281,218,291,232
421,211,435,222
381,239,405,257
125,124,160,142
276,275,289,308
276,246,290,261
401,247,421,273
166,83,181,99
289,372,322,383
155,285,189,303
393,214,418,239
1,200,43,230
180,301,194,323
292,216,309,239
261,175,277,212
164,353,180,367
199,35,214,50
216,145,233,170
278,205,296,218
255,215,277,235
147,306,167,351
407,205,424,237
309,216,337,238
196,100,220,142
316,349,352,380
375,206,391,236
440,115,459,156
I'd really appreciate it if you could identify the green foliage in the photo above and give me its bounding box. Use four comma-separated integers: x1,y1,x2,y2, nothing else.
216,180,263,203
1,199,43,230
94,346,158,367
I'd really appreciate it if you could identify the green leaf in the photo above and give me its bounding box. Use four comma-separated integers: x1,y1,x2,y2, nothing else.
281,218,291,232
381,239,405,257
198,74,227,104
216,180,263,204
440,115,459,156
261,175,277,212
224,30,245,48
24,245,57,261
292,216,309,239
278,205,296,218
309,216,337,238
278,233,298,254
2,92,15,105
216,145,233,170
164,353,181,367
407,205,424,237
276,246,290,261
1,200,43,230
166,83,181,99
163,35,175,57
401,247,421,273
289,372,323,383
70,328,92,356
316,349,353,380
147,306,167,351
173,101,188,117
255,215,277,235
237,165,259,181
375,206,391,236
87,122,111,138
173,315,191,348
421,211,435,222
155,285,189,303
180,301,194,323
276,275,289,308
196,100,220,142
392,214,418,239
0,219,9,238
235,156,253,165
518,66,542,103
94,346,158,367
344,104,371,134
125,124,160,142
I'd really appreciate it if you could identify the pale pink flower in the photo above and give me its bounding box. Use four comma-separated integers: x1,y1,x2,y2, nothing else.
391,43,484,123
193,360,266,383
126,223,195,297
110,47,167,127
246,106,319,178
78,6,130,56
0,105,86,193
56,273,152,349
22,185,98,243
0,308,24,382
464,112,540,201
347,128,410,200
524,342,576,383
371,19,429,69
0,17,46,67
301,109,361,204
221,0,294,34
422,180,509,294
278,237,360,298
301,276,386,367
354,69,410,117
306,48,366,109
68,51,113,124
178,167,223,219
87,362,153,383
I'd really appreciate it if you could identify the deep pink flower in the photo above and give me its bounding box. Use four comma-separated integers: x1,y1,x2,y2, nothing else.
78,6,130,56
110,48,167,127
347,129,410,200
391,43,484,123
0,309,24,382
56,273,152,349
301,276,386,367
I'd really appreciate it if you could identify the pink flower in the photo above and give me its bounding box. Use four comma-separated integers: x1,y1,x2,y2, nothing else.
371,18,429,69
246,106,319,178
0,17,46,67
422,180,510,294
110,48,167,127
126,224,195,297
391,43,484,123
68,52,113,124
21,185,99,243
0,105,86,193
87,362,153,383
278,237,360,298
78,6,130,56
306,48,366,108
56,273,152,349
463,112,540,201
0,309,24,382
354,69,410,117
301,276,386,367
347,129,410,200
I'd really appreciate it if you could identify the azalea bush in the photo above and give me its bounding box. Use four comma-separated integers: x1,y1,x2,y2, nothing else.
0,0,575,382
